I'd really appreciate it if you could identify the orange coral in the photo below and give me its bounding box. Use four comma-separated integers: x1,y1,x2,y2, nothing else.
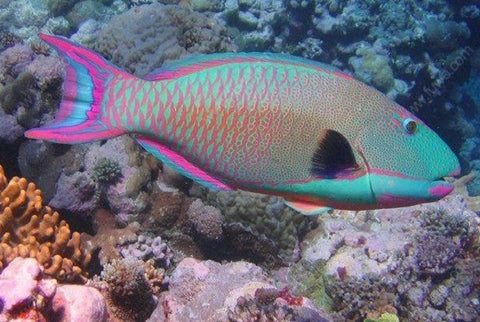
0,165,91,283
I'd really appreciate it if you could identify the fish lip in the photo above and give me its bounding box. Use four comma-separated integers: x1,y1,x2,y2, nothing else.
428,179,454,198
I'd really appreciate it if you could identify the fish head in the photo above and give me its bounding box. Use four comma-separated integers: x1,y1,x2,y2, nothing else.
354,102,460,208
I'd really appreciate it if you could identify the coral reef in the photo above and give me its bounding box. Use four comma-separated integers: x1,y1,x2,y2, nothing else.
20,136,157,221
0,31,23,51
92,157,122,184
18,139,91,202
365,313,400,322
0,257,106,321
0,257,57,321
52,283,108,322
84,137,157,222
349,46,395,92
222,0,286,51
0,165,91,283
148,257,331,321
145,184,315,267
187,198,224,242
0,0,49,40
289,192,480,321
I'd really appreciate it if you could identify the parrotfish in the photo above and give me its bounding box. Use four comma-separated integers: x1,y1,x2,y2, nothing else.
26,34,460,215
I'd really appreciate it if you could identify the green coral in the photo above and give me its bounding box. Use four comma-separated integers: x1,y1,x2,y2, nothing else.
364,313,400,322
92,158,122,184
287,259,333,312
357,47,394,92
46,0,80,16
204,190,312,263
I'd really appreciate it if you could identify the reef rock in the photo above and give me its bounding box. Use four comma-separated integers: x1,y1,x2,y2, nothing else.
0,257,107,322
289,191,480,321
51,284,108,322
149,257,330,321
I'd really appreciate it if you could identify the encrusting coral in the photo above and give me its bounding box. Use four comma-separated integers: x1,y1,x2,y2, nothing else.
0,165,91,283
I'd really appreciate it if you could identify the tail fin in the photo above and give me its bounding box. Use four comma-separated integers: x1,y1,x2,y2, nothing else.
25,34,128,143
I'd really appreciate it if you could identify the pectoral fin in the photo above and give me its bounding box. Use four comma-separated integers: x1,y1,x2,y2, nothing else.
310,129,359,177
285,200,332,215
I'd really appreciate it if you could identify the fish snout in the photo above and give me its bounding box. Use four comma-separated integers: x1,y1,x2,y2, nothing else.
369,173,458,208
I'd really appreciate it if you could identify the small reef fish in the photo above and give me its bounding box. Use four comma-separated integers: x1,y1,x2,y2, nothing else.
26,34,460,215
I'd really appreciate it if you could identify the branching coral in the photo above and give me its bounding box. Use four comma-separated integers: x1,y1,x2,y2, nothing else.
0,165,91,283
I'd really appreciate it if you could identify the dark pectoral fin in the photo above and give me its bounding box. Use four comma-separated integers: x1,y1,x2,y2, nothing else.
310,129,358,177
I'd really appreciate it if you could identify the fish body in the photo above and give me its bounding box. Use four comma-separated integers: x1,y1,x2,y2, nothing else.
26,34,460,214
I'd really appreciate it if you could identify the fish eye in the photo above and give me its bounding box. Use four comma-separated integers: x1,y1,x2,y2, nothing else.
403,118,417,134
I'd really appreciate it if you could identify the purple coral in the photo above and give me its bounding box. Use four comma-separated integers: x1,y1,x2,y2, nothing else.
149,258,331,321
119,234,174,269
0,110,24,143
187,199,224,242
0,44,34,82
415,232,459,276
0,43,63,143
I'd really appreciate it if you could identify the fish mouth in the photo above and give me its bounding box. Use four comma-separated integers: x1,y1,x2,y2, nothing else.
427,158,460,198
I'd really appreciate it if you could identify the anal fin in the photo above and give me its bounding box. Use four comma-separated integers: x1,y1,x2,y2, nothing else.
136,136,232,191
285,199,332,215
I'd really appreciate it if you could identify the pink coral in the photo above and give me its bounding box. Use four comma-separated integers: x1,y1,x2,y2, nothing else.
0,258,107,322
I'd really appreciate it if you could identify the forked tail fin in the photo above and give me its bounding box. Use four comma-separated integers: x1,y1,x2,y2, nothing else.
25,34,129,143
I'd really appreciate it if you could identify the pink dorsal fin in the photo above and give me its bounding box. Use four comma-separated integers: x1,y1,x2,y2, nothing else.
143,52,352,81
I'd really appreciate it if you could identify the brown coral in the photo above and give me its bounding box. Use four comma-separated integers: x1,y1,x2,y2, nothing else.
88,258,161,322
81,208,139,265
0,165,91,283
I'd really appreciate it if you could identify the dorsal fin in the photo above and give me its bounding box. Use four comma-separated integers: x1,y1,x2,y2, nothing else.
143,52,351,81
310,129,359,178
